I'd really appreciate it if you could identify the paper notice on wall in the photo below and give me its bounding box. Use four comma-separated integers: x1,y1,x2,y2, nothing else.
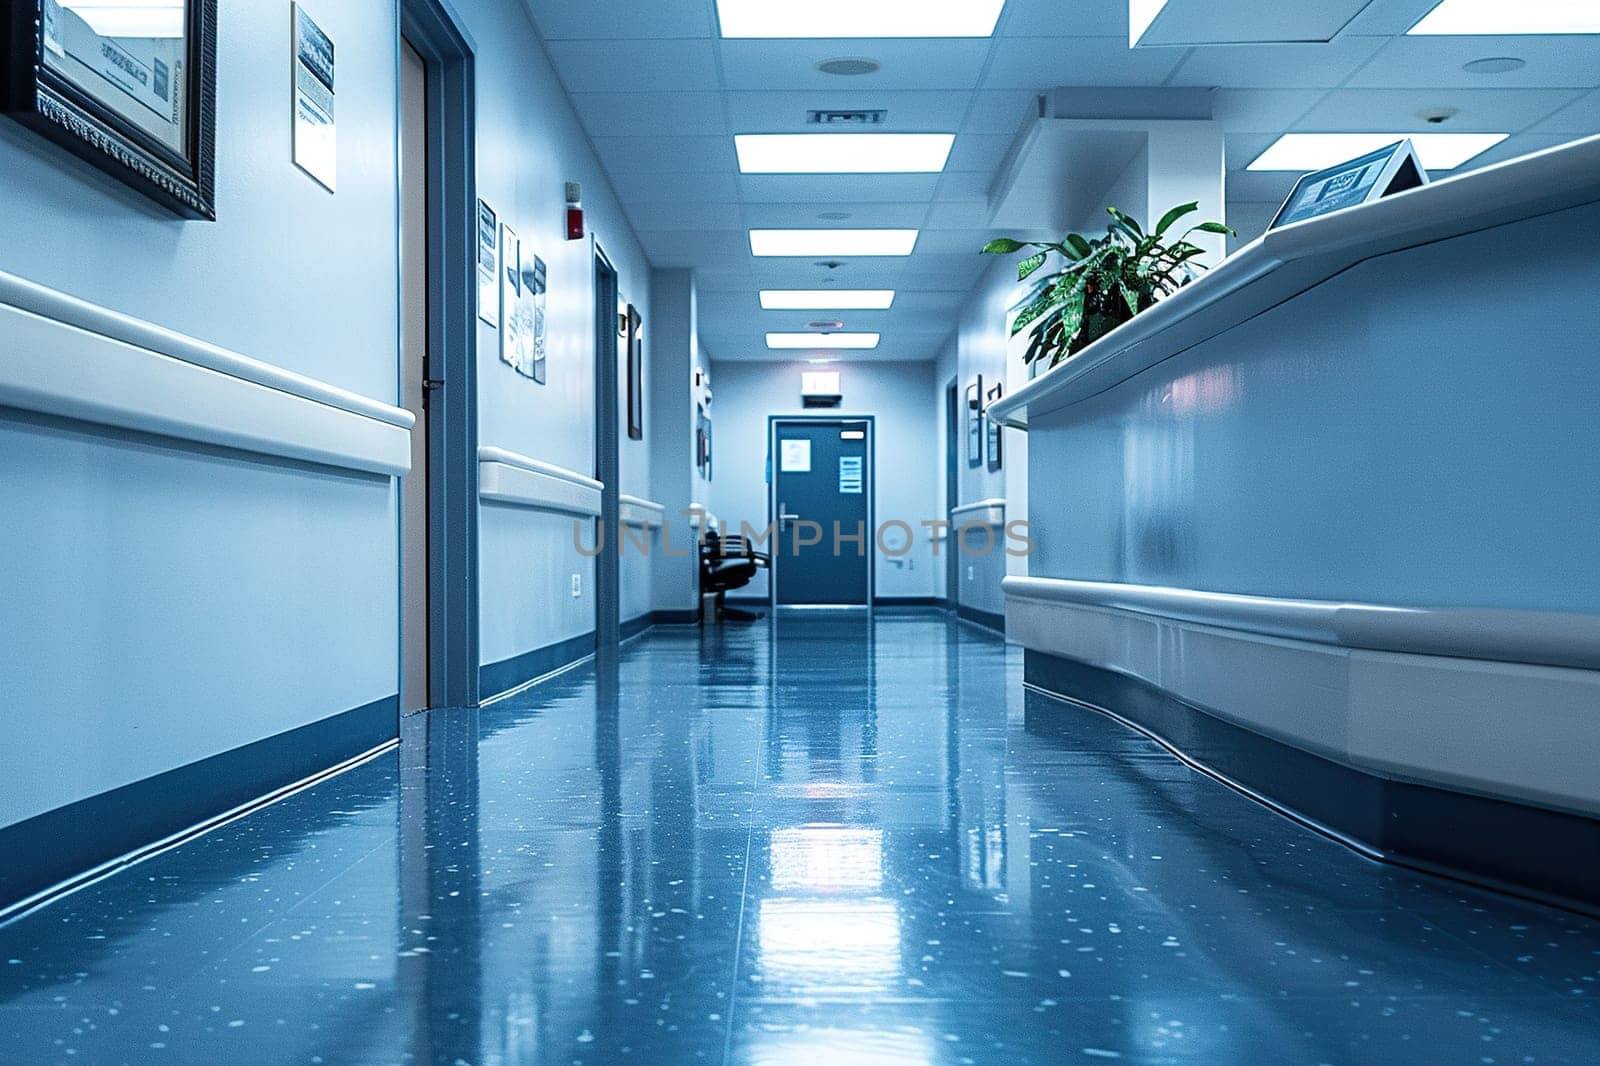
293,4,336,192
780,439,812,473
477,201,499,327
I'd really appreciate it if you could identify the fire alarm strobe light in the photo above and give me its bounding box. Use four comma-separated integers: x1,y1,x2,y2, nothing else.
566,181,584,241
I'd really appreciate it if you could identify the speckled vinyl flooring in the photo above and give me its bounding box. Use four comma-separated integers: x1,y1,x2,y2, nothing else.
1,613,1596,1065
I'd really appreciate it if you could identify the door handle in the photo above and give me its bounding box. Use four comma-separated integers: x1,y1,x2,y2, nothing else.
778,503,800,526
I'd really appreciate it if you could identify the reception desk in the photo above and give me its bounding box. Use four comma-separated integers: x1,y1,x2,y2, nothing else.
987,135,1600,913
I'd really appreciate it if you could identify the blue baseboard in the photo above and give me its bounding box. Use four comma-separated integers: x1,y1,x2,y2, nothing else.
1025,650,1600,919
0,694,397,912
621,614,654,642
651,608,699,626
479,631,597,700
957,603,1006,634
875,597,946,611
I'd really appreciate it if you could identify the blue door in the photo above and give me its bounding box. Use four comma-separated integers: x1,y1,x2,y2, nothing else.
773,420,872,606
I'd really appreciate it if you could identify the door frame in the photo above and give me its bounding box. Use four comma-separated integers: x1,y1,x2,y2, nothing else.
767,415,876,611
593,241,621,653
399,0,479,710
944,379,960,611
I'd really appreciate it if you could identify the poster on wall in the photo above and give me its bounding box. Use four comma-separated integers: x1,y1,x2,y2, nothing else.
292,4,336,192
499,223,523,373
477,201,499,327
526,254,547,383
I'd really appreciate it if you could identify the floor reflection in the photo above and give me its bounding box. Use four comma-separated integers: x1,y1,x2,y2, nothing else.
0,613,1597,1065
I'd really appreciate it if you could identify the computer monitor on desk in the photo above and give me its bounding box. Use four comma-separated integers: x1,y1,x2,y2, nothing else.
1270,140,1428,230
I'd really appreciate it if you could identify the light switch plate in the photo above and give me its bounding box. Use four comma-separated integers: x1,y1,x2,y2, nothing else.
571,573,582,598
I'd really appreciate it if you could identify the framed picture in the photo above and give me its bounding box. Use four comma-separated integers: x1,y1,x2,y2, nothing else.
1,1,219,219
986,382,1004,472
625,304,644,441
966,377,983,467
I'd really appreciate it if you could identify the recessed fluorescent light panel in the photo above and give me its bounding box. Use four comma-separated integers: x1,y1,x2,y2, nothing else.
750,230,919,257
1128,0,1171,46
717,0,1006,38
1409,0,1600,35
736,134,955,174
768,333,881,350
1247,133,1508,172
761,290,897,310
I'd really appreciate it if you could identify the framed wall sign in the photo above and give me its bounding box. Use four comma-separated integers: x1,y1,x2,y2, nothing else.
966,377,984,468
1,0,219,219
986,382,1004,472
625,303,643,441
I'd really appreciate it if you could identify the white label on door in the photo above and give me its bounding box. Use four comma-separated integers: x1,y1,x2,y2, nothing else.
839,456,863,494
780,439,812,473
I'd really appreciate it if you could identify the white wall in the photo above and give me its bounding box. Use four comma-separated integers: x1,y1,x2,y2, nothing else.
708,360,940,601
942,255,1032,620
0,0,403,831
465,0,657,676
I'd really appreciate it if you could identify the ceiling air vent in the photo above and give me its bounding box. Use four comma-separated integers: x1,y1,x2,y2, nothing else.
806,109,886,126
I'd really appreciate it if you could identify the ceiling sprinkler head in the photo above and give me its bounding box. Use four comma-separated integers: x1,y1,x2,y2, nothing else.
814,260,846,270
1417,107,1459,125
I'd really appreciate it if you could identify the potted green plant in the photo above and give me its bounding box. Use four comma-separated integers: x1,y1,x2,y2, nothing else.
984,202,1232,376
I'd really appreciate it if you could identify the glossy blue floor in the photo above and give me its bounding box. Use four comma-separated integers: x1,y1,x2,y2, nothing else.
1,612,1597,1065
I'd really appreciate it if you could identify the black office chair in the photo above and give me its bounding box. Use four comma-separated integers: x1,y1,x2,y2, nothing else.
700,531,770,621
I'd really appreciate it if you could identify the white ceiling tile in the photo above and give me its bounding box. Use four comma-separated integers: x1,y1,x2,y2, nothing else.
591,135,738,174
739,174,941,203
998,0,1127,38
695,269,758,293
1345,36,1600,90
944,133,1018,173
1339,0,1459,36
724,91,973,133
527,0,716,40
1529,89,1600,136
741,201,930,228
637,230,751,268
982,36,1188,90
913,230,999,255
1168,37,1388,89
623,200,745,231
1296,88,1588,134
719,40,993,92
1211,89,1327,131
608,168,743,204
933,171,994,201
571,92,728,136
549,39,719,93
923,199,995,229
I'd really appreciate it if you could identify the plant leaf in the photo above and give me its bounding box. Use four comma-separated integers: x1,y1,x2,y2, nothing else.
1065,233,1094,259
1117,280,1141,318
1188,221,1235,236
1154,201,1199,236
1017,251,1048,282
1107,207,1144,237
983,237,1026,255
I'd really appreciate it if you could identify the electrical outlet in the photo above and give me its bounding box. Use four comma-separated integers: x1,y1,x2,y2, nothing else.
571,573,582,598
